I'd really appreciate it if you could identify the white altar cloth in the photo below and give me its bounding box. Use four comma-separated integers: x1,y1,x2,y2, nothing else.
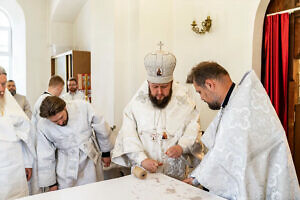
18,173,225,200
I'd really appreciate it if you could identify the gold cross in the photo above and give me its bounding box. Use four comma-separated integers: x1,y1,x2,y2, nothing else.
157,41,164,51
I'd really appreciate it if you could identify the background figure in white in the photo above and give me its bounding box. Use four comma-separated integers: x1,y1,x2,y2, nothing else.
7,80,32,119
0,67,37,199
37,96,113,191
112,46,200,180
62,77,85,101
184,62,300,199
31,75,64,140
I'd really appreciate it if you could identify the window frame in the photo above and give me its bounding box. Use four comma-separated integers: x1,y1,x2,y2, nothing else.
0,11,12,78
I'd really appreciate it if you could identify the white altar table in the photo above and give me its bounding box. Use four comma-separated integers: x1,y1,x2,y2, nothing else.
19,173,225,200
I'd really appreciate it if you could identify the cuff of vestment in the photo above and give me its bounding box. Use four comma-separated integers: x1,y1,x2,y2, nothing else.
24,164,32,168
102,152,110,157
39,170,57,188
136,152,148,165
178,143,189,154
49,182,58,188
127,152,148,166
188,174,200,186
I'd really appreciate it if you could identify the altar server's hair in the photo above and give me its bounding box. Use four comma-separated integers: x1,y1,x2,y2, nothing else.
40,96,66,118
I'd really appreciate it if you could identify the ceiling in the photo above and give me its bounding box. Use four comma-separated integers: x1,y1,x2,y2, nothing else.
50,0,88,23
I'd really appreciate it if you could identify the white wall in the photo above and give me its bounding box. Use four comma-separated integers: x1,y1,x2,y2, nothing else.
110,0,269,131
16,0,50,107
47,0,270,131
172,0,261,129
90,0,115,125
73,0,91,51
51,22,73,55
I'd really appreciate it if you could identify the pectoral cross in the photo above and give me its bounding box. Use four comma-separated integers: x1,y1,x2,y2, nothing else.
157,41,164,51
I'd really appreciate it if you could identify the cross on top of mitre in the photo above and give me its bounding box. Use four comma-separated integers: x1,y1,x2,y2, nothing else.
157,41,164,51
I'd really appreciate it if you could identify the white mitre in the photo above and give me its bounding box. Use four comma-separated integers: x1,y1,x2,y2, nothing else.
144,44,176,84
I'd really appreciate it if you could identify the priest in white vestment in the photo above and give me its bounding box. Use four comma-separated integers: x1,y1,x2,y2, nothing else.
0,67,37,199
112,46,200,179
61,77,85,101
37,96,113,190
31,75,64,138
184,62,300,200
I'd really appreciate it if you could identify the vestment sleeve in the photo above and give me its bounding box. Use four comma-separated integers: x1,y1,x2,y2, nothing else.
178,107,200,154
37,127,57,187
87,103,113,153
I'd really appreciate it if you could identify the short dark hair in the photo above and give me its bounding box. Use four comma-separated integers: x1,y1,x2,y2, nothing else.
68,77,77,84
7,80,14,83
49,75,65,87
40,96,66,118
186,61,229,87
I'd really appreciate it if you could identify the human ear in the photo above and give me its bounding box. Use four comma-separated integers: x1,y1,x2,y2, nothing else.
204,79,215,90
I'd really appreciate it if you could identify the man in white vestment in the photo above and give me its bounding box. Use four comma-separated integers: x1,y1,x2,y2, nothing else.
7,80,32,119
62,77,85,101
0,67,37,199
184,62,300,200
37,96,113,190
112,46,200,179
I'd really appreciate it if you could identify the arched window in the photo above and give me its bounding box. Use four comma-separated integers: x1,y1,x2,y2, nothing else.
0,10,11,78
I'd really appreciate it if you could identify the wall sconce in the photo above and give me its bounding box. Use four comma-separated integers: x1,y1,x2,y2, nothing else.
191,16,212,34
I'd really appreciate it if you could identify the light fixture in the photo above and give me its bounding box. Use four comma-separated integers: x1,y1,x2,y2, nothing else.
191,16,212,34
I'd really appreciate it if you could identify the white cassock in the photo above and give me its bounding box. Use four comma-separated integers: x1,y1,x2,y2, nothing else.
191,71,300,200
31,92,51,139
37,100,113,189
0,89,37,199
61,90,85,101
112,81,200,179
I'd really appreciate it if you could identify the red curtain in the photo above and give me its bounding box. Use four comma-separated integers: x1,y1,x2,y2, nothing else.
262,13,289,133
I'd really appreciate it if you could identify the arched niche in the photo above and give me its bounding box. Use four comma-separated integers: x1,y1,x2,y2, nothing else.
252,0,270,79
0,0,26,95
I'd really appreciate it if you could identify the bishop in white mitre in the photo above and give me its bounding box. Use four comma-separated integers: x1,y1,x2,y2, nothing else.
112,44,200,180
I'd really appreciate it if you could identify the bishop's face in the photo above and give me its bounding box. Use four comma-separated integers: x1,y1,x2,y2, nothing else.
48,108,68,126
149,81,172,100
0,74,7,98
148,81,172,109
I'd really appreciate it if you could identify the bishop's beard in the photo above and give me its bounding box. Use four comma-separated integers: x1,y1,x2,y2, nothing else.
148,87,172,109
0,95,6,115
